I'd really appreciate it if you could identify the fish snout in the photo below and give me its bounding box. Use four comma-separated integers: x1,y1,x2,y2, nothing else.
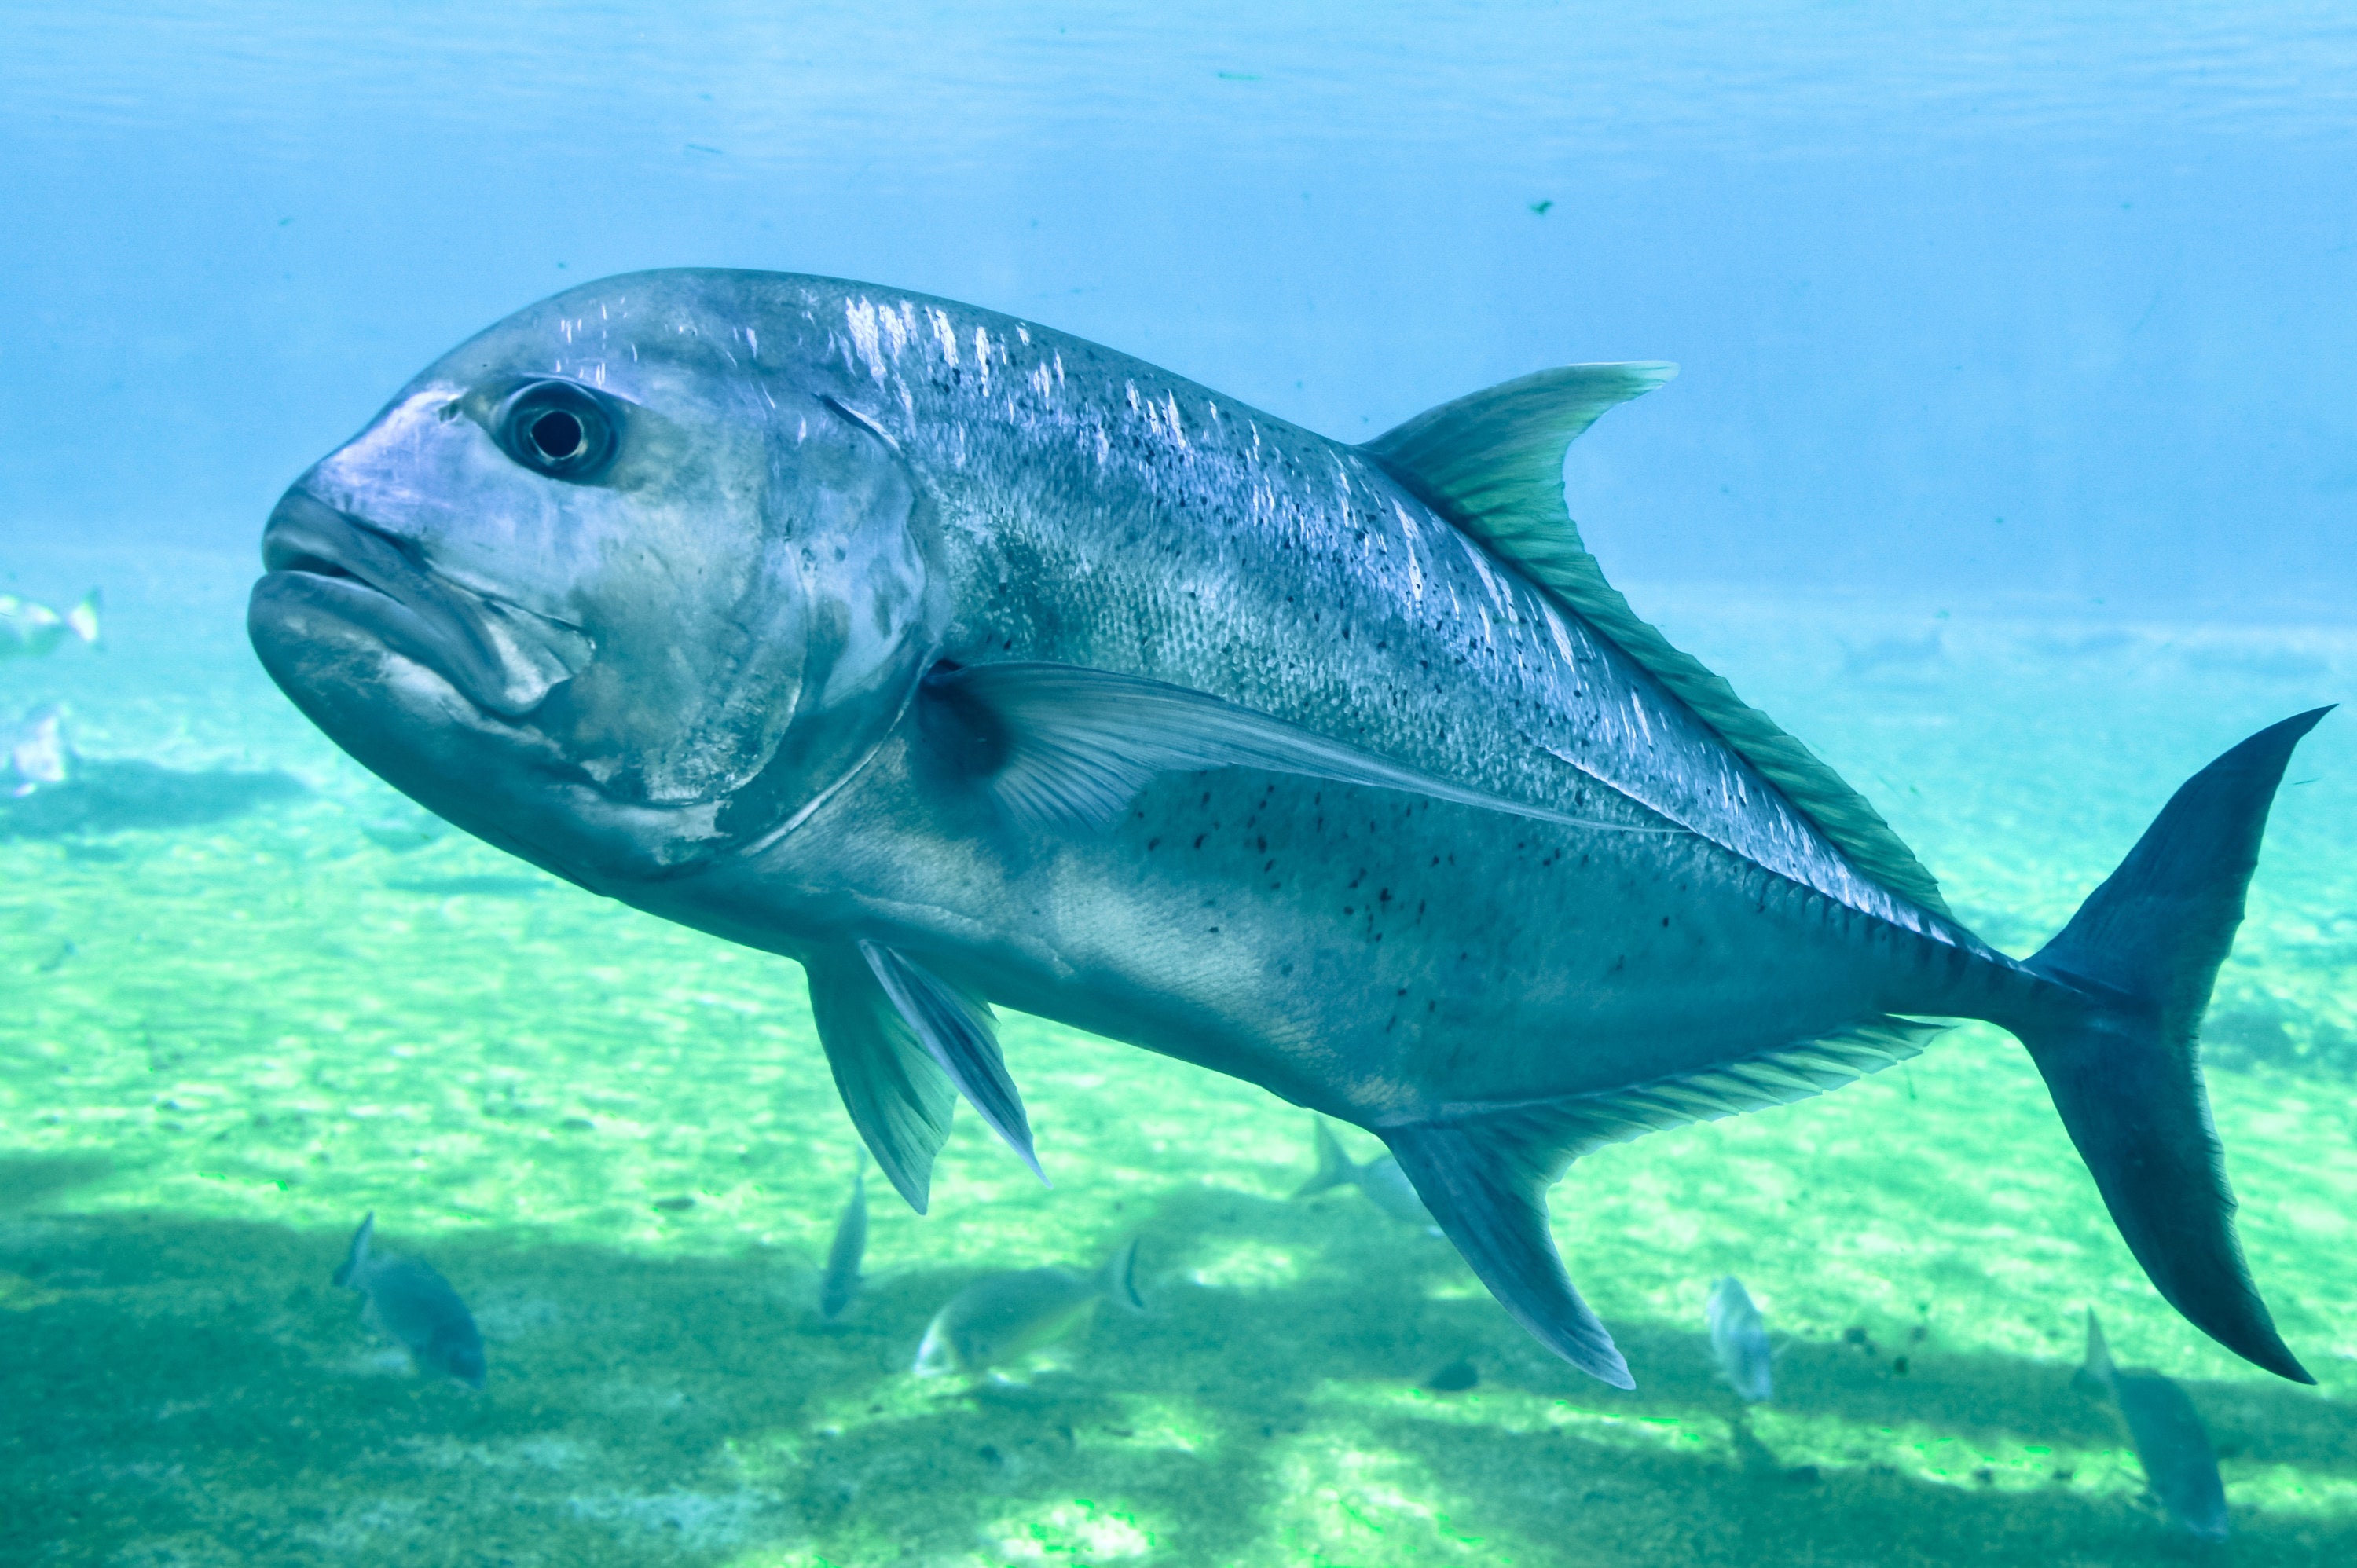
258,486,586,720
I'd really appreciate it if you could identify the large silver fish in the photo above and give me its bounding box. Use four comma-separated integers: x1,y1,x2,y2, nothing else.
249,270,2326,1390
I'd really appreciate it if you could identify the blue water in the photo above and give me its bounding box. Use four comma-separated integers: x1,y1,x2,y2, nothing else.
2,5,2352,1564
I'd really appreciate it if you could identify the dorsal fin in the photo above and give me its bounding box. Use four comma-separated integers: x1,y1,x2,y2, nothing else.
1362,365,1952,918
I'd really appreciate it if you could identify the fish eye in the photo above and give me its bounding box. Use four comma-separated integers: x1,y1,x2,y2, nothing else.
495,380,618,481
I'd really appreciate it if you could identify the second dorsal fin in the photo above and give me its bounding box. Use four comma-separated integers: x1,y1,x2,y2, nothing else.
1362,365,1952,919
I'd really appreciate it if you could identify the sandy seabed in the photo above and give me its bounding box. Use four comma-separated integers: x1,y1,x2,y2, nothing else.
2,549,2352,1566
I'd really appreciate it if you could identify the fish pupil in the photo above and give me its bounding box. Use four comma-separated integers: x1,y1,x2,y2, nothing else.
530,409,585,460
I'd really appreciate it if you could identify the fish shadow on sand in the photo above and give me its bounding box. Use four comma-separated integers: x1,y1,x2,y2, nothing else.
0,759,306,841
2,1193,2349,1568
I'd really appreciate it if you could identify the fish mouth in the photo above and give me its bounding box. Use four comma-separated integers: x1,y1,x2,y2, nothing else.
257,489,585,720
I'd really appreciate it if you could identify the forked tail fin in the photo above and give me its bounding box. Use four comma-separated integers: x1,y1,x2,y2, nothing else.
2073,1306,2119,1398
2022,709,2330,1384
1292,1117,1357,1199
1100,1237,1148,1313
332,1210,376,1288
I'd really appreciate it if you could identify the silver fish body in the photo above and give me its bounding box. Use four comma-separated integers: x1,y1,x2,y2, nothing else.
4,704,70,797
250,270,2325,1390
333,1212,486,1388
818,1153,868,1321
1705,1276,1773,1402
913,1238,1144,1376
2080,1310,2229,1540
1296,1117,1436,1231
0,592,99,661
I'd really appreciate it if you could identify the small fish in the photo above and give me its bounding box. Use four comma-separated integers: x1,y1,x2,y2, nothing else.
1423,1356,1479,1392
358,816,448,852
0,591,100,660
333,1212,486,1388
1838,630,1945,679
3,703,70,797
2076,1309,2228,1540
1295,1117,1439,1232
1706,1276,1774,1401
818,1149,868,1321
913,1239,1146,1377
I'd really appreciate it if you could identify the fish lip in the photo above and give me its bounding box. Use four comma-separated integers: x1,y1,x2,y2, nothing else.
258,488,573,719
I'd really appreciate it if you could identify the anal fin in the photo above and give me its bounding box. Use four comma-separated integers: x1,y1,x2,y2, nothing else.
860,940,1047,1185
1373,1017,1944,1390
805,948,958,1213
1380,1119,1632,1390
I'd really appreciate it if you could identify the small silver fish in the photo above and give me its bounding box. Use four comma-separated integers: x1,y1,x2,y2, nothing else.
2077,1309,2229,1540
1295,1117,1439,1232
1706,1276,1774,1402
0,591,100,660
913,1239,1146,1377
818,1149,868,1321
333,1212,486,1388
358,815,449,852
4,704,70,797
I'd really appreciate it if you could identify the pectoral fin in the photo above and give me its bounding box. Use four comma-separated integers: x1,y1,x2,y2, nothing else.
920,659,1681,836
805,949,958,1213
860,940,1047,1185
1380,1117,1632,1390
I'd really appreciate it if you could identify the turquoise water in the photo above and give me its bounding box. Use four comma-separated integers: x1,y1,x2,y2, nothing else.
5,6,2355,1564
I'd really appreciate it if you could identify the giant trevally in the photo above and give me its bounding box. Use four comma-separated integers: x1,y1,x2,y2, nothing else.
249,269,2326,1390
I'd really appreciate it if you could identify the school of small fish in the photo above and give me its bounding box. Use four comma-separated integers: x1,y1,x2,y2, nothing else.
305,1118,2237,1540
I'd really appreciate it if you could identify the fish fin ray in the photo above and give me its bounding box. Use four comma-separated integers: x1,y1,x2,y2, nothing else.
860,940,1047,1185
805,948,958,1213
1431,1016,1943,1174
923,659,1681,837
1380,1119,1632,1388
2022,709,2327,1383
1361,367,1951,918
1537,1016,1944,1160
